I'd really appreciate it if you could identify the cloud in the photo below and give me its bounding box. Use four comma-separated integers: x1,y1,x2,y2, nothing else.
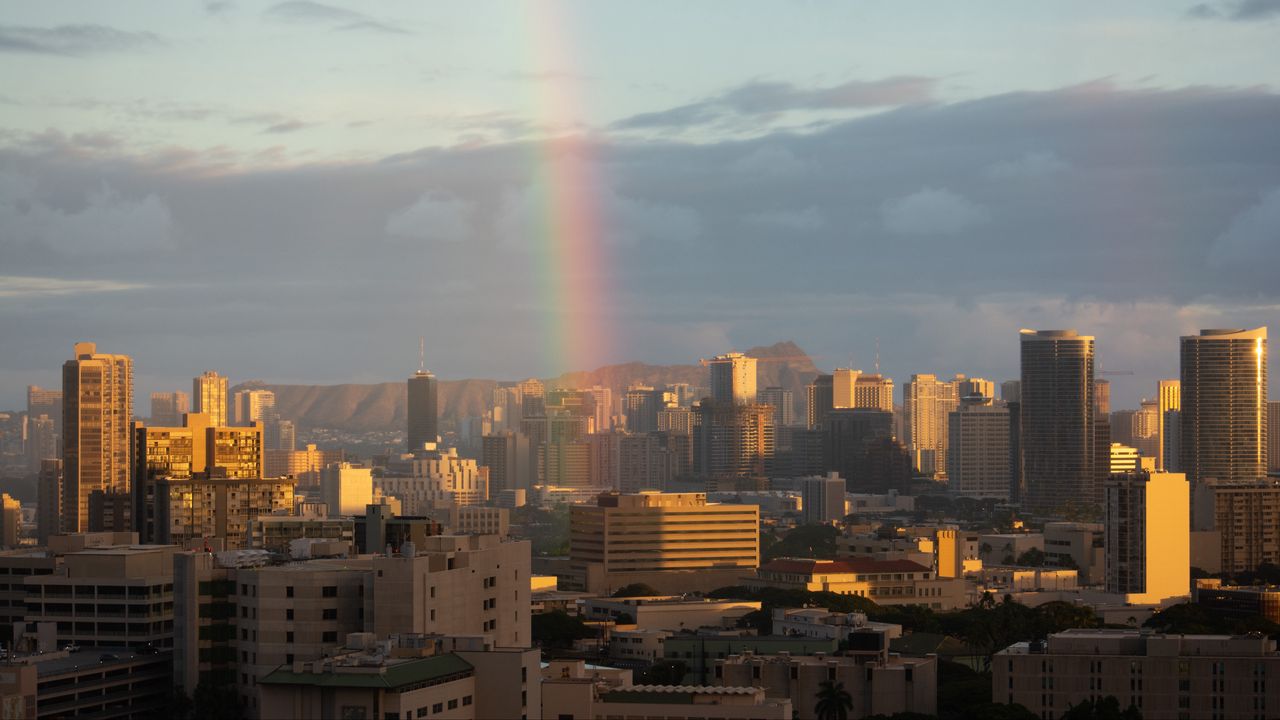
0,24,161,56
612,76,936,130
881,187,989,236
0,173,174,254
2,80,1280,405
1208,187,1280,267
204,1,235,15
985,151,1069,180
264,2,408,34
745,207,825,232
263,120,310,134
385,192,474,243
1187,0,1280,19
0,276,144,298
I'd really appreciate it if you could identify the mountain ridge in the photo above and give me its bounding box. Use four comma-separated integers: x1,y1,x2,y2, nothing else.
234,340,821,433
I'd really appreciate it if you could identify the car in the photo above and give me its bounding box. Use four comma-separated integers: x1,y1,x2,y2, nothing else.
98,653,119,662
63,644,81,653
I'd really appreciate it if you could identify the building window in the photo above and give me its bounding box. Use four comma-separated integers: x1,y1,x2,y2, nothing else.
322,586,338,598
286,654,294,664
286,609,294,620
286,586,294,598
322,631,338,642
448,699,458,710
432,704,443,714
286,631,294,643
463,696,472,706
323,608,337,620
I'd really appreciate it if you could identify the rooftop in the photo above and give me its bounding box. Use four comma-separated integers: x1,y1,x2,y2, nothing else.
760,557,931,575
260,653,473,689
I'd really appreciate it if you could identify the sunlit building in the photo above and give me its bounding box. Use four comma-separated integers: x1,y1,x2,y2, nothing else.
854,374,894,412
62,342,133,533
1105,471,1190,604
156,471,295,549
947,403,1011,500
1157,379,1181,472
192,370,228,428
693,401,774,479
232,388,275,426
903,373,960,477
1180,327,1268,487
707,352,758,406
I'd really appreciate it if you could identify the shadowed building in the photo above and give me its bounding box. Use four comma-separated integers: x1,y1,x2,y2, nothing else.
407,368,439,451
1018,329,1096,511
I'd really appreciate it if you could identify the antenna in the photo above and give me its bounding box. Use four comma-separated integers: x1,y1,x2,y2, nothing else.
419,337,425,372
874,337,880,374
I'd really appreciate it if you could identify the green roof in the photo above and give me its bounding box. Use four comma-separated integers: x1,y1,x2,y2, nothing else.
259,654,474,689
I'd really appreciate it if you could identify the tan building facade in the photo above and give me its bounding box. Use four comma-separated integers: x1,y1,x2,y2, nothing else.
750,557,967,610
62,342,133,533
996,629,1280,720
156,473,295,550
569,492,759,594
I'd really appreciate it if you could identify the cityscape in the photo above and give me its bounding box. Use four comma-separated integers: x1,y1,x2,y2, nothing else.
3,3,1280,720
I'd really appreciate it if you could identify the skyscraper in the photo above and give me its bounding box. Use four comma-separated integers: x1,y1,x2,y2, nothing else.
854,374,895,411
693,401,774,479
407,369,439,451
757,386,795,427
150,391,189,426
233,388,276,426
706,352,757,406
1019,329,1096,510
1156,380,1180,469
26,385,62,472
63,342,133,533
832,368,860,409
903,374,960,478
193,371,228,427
947,404,1011,499
1093,379,1111,416
1179,328,1268,487
806,374,834,429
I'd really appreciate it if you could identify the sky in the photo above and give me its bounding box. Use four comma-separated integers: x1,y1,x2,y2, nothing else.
2,0,1280,409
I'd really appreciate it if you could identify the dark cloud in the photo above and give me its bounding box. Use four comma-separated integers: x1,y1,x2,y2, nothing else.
262,120,310,134
2,81,1280,408
1187,0,1280,19
264,2,408,34
0,24,162,56
613,76,936,130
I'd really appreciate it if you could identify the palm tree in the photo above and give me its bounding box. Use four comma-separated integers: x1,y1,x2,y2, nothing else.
814,680,853,720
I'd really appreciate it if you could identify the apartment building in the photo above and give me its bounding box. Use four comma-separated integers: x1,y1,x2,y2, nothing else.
155,472,295,550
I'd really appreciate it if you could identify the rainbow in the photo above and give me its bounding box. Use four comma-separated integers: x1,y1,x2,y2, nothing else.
523,2,613,379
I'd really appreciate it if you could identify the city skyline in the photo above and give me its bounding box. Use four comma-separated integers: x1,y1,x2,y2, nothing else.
3,3,1280,408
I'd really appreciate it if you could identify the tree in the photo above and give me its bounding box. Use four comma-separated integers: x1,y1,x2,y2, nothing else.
1062,696,1142,720
763,524,839,561
612,583,661,598
531,610,596,649
1014,547,1045,567
814,680,854,720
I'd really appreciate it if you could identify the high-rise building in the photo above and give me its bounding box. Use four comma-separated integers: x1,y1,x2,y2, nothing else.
1271,401,1280,474
232,388,275,426
903,374,960,477
832,368,860,409
823,409,905,494
133,415,265,542
1109,442,1140,474
707,352,758,406
1192,478,1280,574
569,492,759,594
516,378,546,417
149,390,189,426
693,401,774,479
1000,380,1021,404
854,374,894,412
482,432,533,493
320,462,373,516
192,371,228,427
1019,329,1096,510
1180,327,1268,487
156,471,295,549
265,417,295,451
63,342,133,533
26,385,62,472
1157,379,1180,471
1093,379,1111,416
806,374,834,429
947,404,1011,500
623,385,665,433
587,385,613,433
36,459,62,543
1104,471,1190,604
0,494,19,549
756,386,795,428
407,369,439,452
801,473,846,524
957,377,995,404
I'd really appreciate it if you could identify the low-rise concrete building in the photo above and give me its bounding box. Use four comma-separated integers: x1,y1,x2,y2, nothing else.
259,652,476,720
581,596,761,631
750,558,967,610
0,647,172,720
1194,579,1280,624
978,533,1044,566
995,628,1280,719
772,607,903,643
1042,522,1104,585
979,566,1079,593
609,628,672,664
717,649,936,720
664,633,840,685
